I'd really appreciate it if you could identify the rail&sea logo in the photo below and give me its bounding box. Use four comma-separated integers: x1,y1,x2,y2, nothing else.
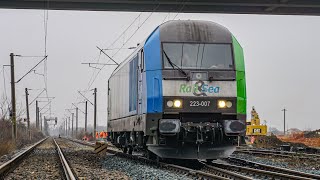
179,80,220,96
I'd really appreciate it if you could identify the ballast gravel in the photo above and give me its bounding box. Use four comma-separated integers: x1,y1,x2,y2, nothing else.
5,138,65,179
102,156,192,180
55,138,129,179
0,145,33,166
232,153,320,175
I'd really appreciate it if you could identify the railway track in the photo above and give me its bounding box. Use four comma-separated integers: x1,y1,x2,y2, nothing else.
53,138,76,180
0,137,129,179
235,148,320,160
216,156,320,180
0,137,76,179
62,138,320,179
67,138,251,179
54,138,129,179
9,137,309,180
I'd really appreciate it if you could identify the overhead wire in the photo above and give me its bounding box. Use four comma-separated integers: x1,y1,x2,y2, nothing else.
69,2,161,118
43,0,50,115
29,89,46,106
16,56,48,83
173,0,187,20
106,13,143,49
16,55,46,58
112,5,160,58
70,52,101,118
73,7,159,100
162,13,171,23
81,11,156,98
86,52,102,91
86,64,106,90
78,6,160,116
79,12,145,101
40,100,52,112
83,12,145,95
0,8,51,120
11,55,48,119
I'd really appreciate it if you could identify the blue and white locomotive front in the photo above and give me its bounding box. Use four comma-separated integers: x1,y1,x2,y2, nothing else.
108,20,246,160
142,21,246,159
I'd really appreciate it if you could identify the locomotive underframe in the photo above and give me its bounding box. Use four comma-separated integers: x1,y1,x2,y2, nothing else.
108,112,245,159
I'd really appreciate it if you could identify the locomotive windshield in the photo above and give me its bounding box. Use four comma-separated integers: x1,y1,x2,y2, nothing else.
163,43,233,70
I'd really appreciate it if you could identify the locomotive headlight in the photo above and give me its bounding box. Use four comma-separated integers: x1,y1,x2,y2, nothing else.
226,101,232,108
167,100,174,107
173,100,182,108
218,100,226,108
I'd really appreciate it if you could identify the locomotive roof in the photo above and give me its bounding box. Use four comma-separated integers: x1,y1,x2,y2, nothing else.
109,20,232,77
159,20,232,43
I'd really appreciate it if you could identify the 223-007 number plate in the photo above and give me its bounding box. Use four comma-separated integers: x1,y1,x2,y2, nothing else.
189,101,211,107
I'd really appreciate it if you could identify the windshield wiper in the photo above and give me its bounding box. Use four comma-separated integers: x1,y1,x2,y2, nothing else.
163,50,188,77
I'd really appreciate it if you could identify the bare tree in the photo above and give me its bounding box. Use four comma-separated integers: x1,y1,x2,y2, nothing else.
0,95,9,121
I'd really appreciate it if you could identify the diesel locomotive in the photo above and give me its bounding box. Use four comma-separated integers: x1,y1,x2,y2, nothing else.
107,20,246,160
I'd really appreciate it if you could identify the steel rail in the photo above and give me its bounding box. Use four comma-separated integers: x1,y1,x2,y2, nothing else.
65,138,251,180
53,138,77,180
235,148,320,159
159,162,230,180
199,162,251,180
235,150,319,160
106,149,237,180
63,137,95,147
0,137,48,178
68,138,320,179
220,157,320,180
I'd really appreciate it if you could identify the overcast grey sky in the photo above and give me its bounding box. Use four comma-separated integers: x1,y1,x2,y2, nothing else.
0,9,320,131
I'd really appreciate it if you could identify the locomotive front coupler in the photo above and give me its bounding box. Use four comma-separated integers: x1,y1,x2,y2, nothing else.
181,122,223,144
181,122,221,133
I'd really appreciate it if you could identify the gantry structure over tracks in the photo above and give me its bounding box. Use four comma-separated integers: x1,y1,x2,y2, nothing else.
1,0,320,15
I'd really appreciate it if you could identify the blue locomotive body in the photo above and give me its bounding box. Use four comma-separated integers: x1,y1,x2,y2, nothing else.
108,20,246,160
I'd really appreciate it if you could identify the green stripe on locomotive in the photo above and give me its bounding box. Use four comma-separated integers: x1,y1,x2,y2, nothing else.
232,35,247,115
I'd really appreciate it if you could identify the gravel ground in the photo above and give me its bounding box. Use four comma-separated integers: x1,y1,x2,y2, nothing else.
102,156,192,180
61,138,193,180
0,148,26,166
0,142,39,166
232,153,320,175
5,138,65,179
55,138,129,179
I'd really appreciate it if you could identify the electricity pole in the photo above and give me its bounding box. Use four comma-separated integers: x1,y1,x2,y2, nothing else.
94,88,97,141
78,91,92,134
72,113,74,137
77,90,94,138
10,53,17,140
85,101,88,133
36,100,39,129
25,88,31,140
68,117,70,137
37,106,40,128
37,107,40,130
40,114,42,131
282,108,287,135
76,107,78,137
66,118,68,136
